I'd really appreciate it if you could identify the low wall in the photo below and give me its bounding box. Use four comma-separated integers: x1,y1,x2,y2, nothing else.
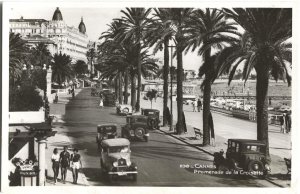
9,111,45,124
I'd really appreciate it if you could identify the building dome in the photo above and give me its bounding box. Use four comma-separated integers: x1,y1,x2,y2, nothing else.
52,7,63,21
78,17,86,34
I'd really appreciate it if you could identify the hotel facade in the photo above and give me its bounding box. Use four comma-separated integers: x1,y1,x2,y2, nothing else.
10,7,89,62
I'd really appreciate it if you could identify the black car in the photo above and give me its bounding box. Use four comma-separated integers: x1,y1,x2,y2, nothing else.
121,115,149,142
141,108,160,130
96,124,117,150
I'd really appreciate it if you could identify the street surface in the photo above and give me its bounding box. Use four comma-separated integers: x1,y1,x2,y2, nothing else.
54,88,278,187
141,96,291,159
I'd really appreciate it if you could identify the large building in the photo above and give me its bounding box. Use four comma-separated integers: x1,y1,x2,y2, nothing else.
10,7,89,62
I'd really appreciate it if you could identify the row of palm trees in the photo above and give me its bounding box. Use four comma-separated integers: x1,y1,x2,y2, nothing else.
97,8,292,156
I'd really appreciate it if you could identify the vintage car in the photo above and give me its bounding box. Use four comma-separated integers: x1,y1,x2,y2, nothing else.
96,124,117,150
141,108,160,130
116,104,133,115
214,139,271,176
121,115,149,142
100,138,137,181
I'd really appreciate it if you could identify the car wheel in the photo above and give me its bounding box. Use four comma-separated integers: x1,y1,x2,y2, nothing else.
123,108,129,114
132,174,137,181
129,129,135,137
134,127,145,140
248,160,263,172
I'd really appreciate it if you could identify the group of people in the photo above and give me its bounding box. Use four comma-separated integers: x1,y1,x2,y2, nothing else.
192,98,202,112
51,146,82,185
280,112,292,134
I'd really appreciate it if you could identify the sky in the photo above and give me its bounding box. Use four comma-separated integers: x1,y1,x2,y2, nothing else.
9,6,203,71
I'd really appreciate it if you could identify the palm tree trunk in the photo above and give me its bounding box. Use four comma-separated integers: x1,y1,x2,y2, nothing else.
115,78,119,101
202,81,211,146
176,40,184,135
136,42,142,112
255,65,270,157
118,72,123,104
202,49,212,146
130,74,136,108
163,38,170,126
124,69,129,104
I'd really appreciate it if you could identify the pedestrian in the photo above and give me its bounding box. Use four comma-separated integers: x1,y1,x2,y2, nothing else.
197,98,202,112
51,148,60,184
208,111,215,146
72,88,75,99
99,97,104,108
285,112,291,133
279,113,286,133
192,100,196,112
70,148,82,184
59,146,70,184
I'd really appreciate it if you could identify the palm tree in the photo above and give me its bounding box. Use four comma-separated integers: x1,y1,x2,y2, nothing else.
52,52,73,86
145,8,177,126
86,47,96,77
217,8,292,156
9,32,30,86
166,8,193,134
30,42,52,67
185,8,239,145
116,8,152,111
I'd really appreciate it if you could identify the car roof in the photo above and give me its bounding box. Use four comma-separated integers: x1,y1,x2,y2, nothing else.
127,115,148,118
228,139,266,146
97,124,117,127
101,138,130,147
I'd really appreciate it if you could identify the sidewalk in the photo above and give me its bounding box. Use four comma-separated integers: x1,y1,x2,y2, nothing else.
46,88,89,186
159,125,291,187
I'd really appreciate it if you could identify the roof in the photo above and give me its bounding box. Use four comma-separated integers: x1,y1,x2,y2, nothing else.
97,124,117,128
52,7,63,21
78,17,86,34
228,139,266,146
101,138,130,147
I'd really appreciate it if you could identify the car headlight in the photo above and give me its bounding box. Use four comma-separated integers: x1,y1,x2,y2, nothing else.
127,161,131,166
265,164,271,171
113,162,118,167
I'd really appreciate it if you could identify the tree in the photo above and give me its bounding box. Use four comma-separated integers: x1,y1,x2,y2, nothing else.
9,32,30,86
29,42,52,67
87,47,96,77
116,8,152,111
146,89,158,109
9,85,44,111
74,60,88,77
185,8,239,145
52,52,73,86
218,8,292,156
145,8,176,126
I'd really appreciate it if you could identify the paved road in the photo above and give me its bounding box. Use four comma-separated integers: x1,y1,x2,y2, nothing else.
57,88,276,187
141,97,291,159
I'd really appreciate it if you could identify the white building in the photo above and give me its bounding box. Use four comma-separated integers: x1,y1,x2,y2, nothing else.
10,7,89,62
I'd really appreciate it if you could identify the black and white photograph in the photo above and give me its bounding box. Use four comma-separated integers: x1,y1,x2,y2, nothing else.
2,1,298,193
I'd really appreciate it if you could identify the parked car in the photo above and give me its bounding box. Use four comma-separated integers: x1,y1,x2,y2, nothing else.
141,108,160,130
96,124,117,150
121,115,149,142
100,138,138,181
214,139,271,176
116,104,133,115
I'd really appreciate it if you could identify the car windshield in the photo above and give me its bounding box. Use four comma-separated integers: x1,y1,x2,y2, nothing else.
109,146,129,153
245,145,263,152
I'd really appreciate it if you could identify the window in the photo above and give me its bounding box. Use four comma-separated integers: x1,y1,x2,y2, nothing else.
236,143,239,152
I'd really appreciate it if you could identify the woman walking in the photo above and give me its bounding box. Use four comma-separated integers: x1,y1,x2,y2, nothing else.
51,148,60,184
71,148,82,184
